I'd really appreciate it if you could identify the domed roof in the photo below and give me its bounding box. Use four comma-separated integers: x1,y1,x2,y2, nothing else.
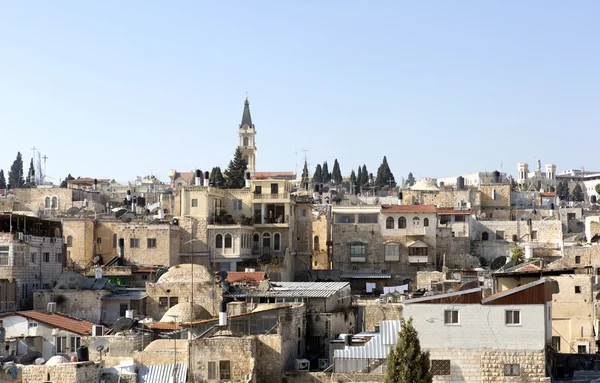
45,355,70,365
410,178,440,191
159,303,212,323
157,264,213,284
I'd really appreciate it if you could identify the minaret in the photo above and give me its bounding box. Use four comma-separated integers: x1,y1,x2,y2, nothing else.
238,97,257,178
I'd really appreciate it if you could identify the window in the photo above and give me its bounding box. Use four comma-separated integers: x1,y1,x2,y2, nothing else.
0,246,8,266
219,360,231,380
431,360,450,376
335,214,355,224
386,217,394,229
224,234,232,249
385,243,400,261
215,234,223,249
444,310,459,324
350,244,366,256
270,183,279,195
243,136,249,146
578,345,587,354
575,286,581,293
113,234,117,248
504,364,520,376
55,336,67,353
28,321,38,328
423,218,429,227
43,253,50,263
119,303,128,317
147,238,157,248
44,197,51,208
531,230,537,240
482,232,489,241
398,217,406,229
159,297,168,307
274,233,281,251
412,217,420,226
254,186,262,194
170,297,179,307
495,230,504,240
409,247,428,256
130,238,139,248
69,337,81,353
55,253,62,263
575,255,581,264
299,209,307,217
454,214,465,222
30,253,36,263
207,361,217,380
232,200,243,211
96,237,102,244
505,310,521,325
51,197,58,208
313,236,320,251
191,199,198,207
552,336,561,351
66,236,73,247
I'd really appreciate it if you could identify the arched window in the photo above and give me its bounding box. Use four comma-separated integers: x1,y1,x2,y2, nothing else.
51,196,58,209
386,217,394,229
398,217,406,229
314,236,320,251
252,234,259,251
243,136,249,146
66,236,73,247
215,234,223,248
424,218,429,227
44,197,51,208
262,232,271,252
274,233,281,251
412,217,420,226
224,234,232,248
112,234,117,248
482,232,489,241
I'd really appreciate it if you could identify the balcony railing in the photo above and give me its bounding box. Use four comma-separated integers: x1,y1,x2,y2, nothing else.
254,215,289,225
253,193,290,200
408,255,428,264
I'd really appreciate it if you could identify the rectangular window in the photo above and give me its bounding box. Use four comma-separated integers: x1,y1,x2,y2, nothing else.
56,336,67,353
444,310,459,324
232,200,243,211
495,230,504,240
0,246,9,266
552,336,561,351
147,238,157,248
299,209,307,217
453,214,465,222
431,360,450,376
350,245,366,255
334,214,355,224
159,297,168,307
531,230,537,240
28,321,38,328
207,361,217,380
408,247,428,256
578,345,587,354
358,214,378,224
96,237,102,244
170,297,179,307
130,238,139,248
69,337,81,352
384,244,400,261
575,256,581,264
191,199,198,207
30,253,35,263
43,253,50,263
505,310,521,325
270,183,279,195
219,360,231,380
55,253,62,263
575,286,581,294
504,364,520,376
254,186,262,194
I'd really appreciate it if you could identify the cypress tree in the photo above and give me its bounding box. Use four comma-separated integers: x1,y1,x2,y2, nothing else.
0,170,5,189
572,184,584,202
60,174,75,188
8,152,25,188
356,165,363,186
332,159,343,184
224,148,248,189
406,172,416,187
361,165,369,185
26,158,35,187
312,164,323,184
349,170,357,187
376,156,395,187
385,318,432,383
322,161,331,183
210,167,225,187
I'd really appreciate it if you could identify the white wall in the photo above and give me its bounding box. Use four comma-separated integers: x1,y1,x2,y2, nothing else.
2,315,29,338
403,303,549,350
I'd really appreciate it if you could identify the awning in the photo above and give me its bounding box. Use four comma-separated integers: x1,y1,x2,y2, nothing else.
340,274,391,279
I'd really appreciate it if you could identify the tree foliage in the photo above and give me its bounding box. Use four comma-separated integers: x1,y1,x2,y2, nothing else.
349,170,357,188
322,161,331,183
60,174,75,188
511,247,524,265
8,152,25,188
571,184,584,202
224,148,248,189
385,317,432,383
312,164,323,184
0,170,5,189
376,156,395,187
210,167,225,187
26,158,35,187
361,165,369,185
332,159,343,185
556,181,569,200
406,172,416,187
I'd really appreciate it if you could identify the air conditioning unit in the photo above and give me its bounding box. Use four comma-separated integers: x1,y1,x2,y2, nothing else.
92,325,104,336
295,359,309,372
47,302,57,313
18,233,24,241
318,359,329,370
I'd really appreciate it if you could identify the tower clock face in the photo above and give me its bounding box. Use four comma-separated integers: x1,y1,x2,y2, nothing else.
243,125,248,130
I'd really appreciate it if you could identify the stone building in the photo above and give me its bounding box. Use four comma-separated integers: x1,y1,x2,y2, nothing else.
518,160,557,191
21,361,103,383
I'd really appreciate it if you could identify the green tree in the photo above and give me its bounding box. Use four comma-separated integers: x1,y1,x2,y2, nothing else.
595,183,600,198
8,152,25,188
210,167,225,187
322,161,331,183
301,160,310,188
572,184,584,202
385,317,432,383
376,156,395,187
356,165,363,186
332,159,343,185
556,181,569,200
60,174,75,188
26,158,35,187
360,165,369,185
406,172,416,187
224,148,248,189
511,247,524,265
312,164,323,184
0,170,5,189
349,170,357,188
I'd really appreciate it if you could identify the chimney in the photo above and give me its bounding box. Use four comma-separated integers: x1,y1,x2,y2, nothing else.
132,196,137,212
95,267,103,279
93,179,98,191
195,170,202,186
245,172,251,188
126,190,131,202
118,238,125,258
203,171,210,187
219,300,227,326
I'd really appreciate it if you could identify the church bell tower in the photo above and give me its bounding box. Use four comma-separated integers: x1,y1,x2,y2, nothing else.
238,97,257,178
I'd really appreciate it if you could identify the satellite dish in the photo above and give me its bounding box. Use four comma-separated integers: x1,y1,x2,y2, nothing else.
89,338,110,354
459,280,480,291
93,255,101,264
66,206,81,216
112,317,134,333
119,212,136,222
215,271,228,283
19,351,42,365
114,209,128,218
34,358,45,365
447,289,454,293
490,256,508,271
502,260,516,270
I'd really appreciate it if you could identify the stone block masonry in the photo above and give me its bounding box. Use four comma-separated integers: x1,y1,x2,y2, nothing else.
21,361,103,383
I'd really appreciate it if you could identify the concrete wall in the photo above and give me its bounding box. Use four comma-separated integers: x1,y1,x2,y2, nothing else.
34,290,108,324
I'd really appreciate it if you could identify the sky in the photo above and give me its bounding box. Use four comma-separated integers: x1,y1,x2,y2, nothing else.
1,1,599,185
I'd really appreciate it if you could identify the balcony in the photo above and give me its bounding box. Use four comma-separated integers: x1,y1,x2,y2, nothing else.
253,215,289,228
253,193,290,202
403,227,427,236
408,255,428,264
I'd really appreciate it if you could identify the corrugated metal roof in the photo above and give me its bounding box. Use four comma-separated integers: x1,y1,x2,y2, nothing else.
340,274,391,279
334,320,401,361
137,363,187,383
103,291,149,301
229,281,350,299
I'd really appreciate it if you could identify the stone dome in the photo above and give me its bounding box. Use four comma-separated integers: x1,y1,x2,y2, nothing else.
159,303,213,323
157,264,213,284
45,355,70,365
410,178,440,191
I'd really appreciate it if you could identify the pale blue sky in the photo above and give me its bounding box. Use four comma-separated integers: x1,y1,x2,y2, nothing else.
1,2,599,184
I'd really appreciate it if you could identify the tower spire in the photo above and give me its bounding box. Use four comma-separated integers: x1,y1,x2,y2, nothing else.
241,96,253,128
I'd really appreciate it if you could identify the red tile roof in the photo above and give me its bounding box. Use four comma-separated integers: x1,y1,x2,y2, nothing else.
540,192,556,197
0,311,97,335
436,208,474,215
226,272,266,284
381,204,437,213
147,322,181,330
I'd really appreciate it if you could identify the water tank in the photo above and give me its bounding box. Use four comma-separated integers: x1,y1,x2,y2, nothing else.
493,170,500,183
125,310,134,319
195,169,201,177
524,244,533,260
456,176,465,190
77,346,89,362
